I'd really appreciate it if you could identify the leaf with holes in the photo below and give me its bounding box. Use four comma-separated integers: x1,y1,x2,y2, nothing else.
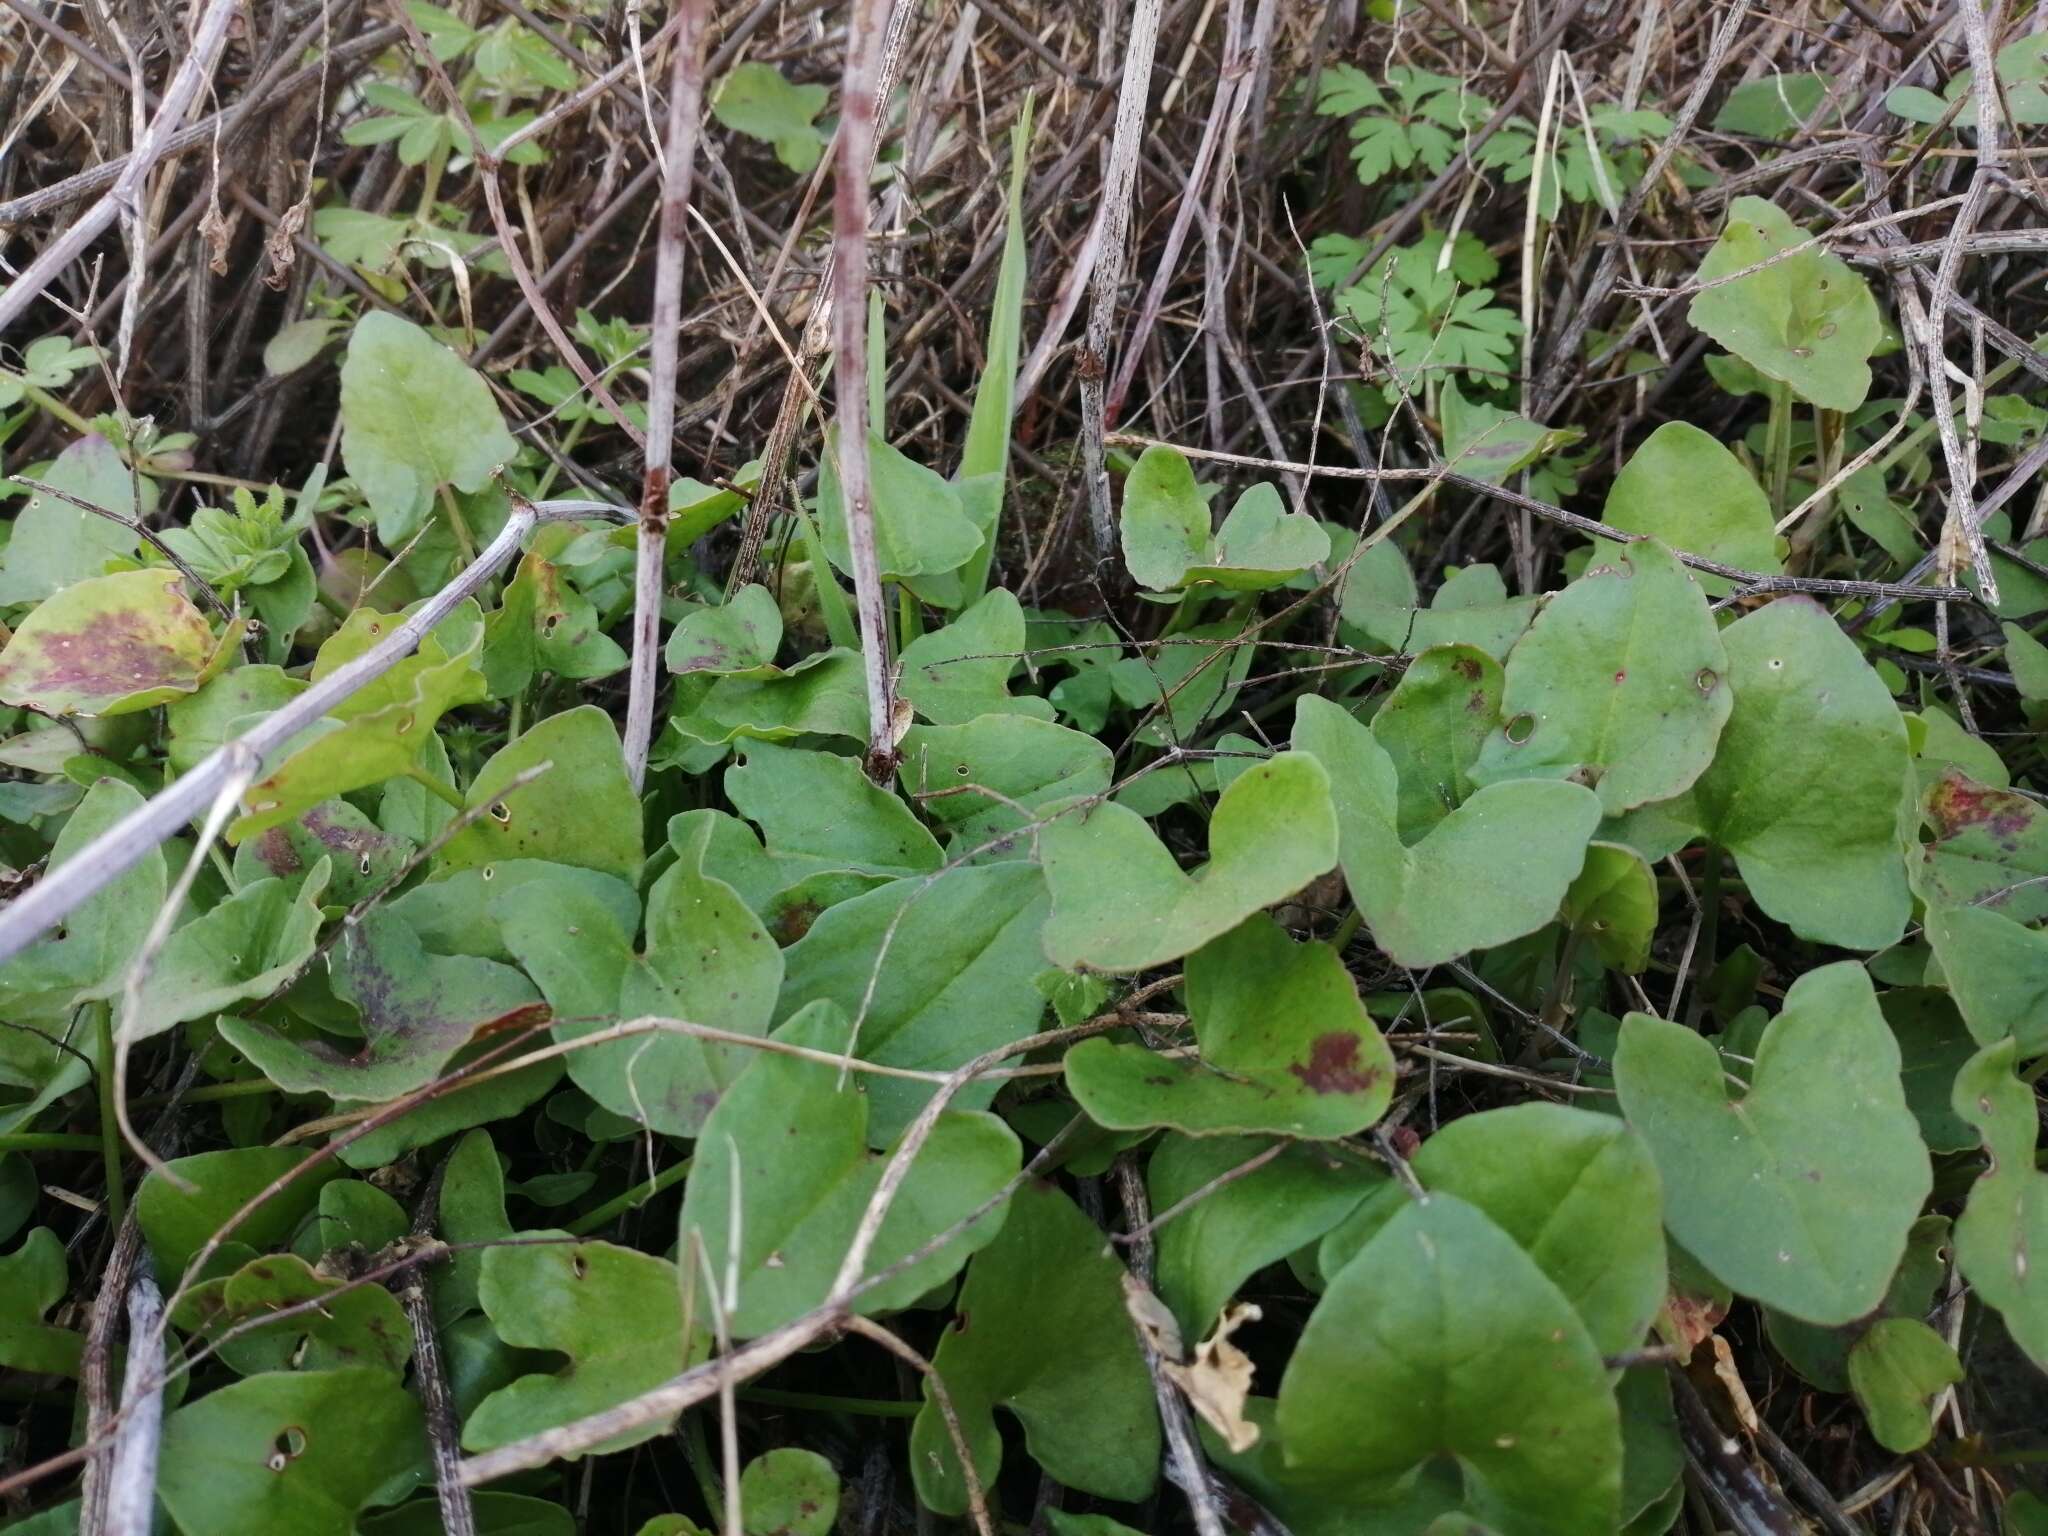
1041,755,1338,973
0,568,226,716
1370,643,1502,840
1473,540,1729,814
1616,962,1930,1324
435,705,643,880
157,1368,424,1536
665,584,782,678
897,715,1115,848
466,1237,706,1453
1066,916,1394,1138
910,1180,1160,1516
679,1000,1018,1337
1561,842,1658,974
175,1251,413,1377
1294,695,1600,967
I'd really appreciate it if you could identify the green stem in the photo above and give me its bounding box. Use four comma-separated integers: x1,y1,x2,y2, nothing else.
736,1387,921,1419
565,1155,694,1236
93,1004,125,1231
408,767,468,813
531,414,590,502
416,141,449,224
1764,379,1795,520
21,383,95,436
0,1132,104,1153
788,493,859,652
133,1077,280,1109
1329,907,1364,952
681,1409,727,1527
1684,845,1724,1031
895,584,922,652
437,482,476,566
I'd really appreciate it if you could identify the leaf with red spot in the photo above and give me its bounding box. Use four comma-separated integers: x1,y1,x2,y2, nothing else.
1913,768,2048,924
1064,915,1394,1139
217,907,539,1101
0,568,228,716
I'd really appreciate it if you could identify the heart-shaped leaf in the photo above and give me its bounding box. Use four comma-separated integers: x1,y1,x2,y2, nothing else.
897,588,1057,724
0,1229,83,1376
1119,447,1326,591
897,715,1115,848
1187,481,1330,589
137,1148,342,1279
678,1000,1019,1337
1293,695,1601,967
1340,542,1537,660
1952,1039,2048,1370
235,799,414,905
466,1237,705,1453
1847,1318,1962,1453
1685,596,1914,949
220,909,540,1101
1041,754,1339,973
176,1251,413,1376
340,312,519,544
157,1368,425,1536
1370,643,1501,840
1276,1193,1622,1536
1616,962,1930,1323
1687,197,1882,411
726,740,940,884
1065,915,1394,1138
818,429,982,585
1319,1104,1666,1356
1925,902,2048,1055
665,583,782,677
711,61,830,172
1473,539,1730,814
910,1181,1160,1516
1561,841,1658,973
0,569,223,716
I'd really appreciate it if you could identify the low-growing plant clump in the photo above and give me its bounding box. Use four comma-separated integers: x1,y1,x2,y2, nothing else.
1,3,2047,1535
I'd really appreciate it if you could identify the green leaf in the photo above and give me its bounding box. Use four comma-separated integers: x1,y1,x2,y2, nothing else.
0,778,165,1030
0,435,141,606
1952,1039,2048,1370
179,1251,414,1376
1341,543,1538,660
157,1368,425,1536
739,1449,839,1536
339,313,519,544
665,584,782,677
435,705,643,880
1474,540,1730,814
137,1146,342,1281
1066,915,1394,1138
123,867,329,1041
1368,638,1494,821
220,908,539,1101
1562,842,1658,973
1686,197,1882,411
777,862,1052,1142
166,664,305,773
1925,902,2048,1056
0,1230,83,1376
910,1181,1160,1515
1320,1103,1665,1355
1616,962,1931,1324
1151,1134,1380,1336
0,568,221,716
676,648,869,746
1713,72,1836,135
334,1045,563,1170
467,1237,704,1453
818,430,982,586
430,1129,509,1321
1764,1214,1950,1393
680,1000,1018,1336
517,815,780,1136
1686,597,1914,949
897,715,1114,848
363,1493,575,1536
233,604,489,842
1883,989,1981,1152
727,740,940,882
1293,695,1600,967
1041,754,1339,973
297,1178,408,1261
712,62,830,172
1598,423,1782,590
1187,482,1331,589
1847,1318,1963,1452
956,99,1033,600
1439,383,1582,486
897,588,1056,725
1277,1194,1622,1536
1119,447,1325,591
2004,622,2048,701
